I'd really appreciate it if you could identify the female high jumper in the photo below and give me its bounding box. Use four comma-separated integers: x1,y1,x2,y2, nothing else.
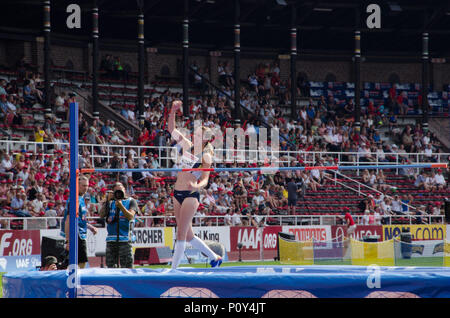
168,100,222,269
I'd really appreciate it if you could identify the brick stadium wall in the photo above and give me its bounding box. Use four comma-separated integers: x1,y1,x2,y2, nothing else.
296,60,352,83
361,62,422,84
0,39,30,69
2,38,450,90
51,44,85,70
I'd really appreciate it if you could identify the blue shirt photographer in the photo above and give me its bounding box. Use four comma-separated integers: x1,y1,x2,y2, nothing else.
105,197,137,243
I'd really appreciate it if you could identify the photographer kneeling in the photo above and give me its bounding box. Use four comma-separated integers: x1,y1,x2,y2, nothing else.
99,182,138,268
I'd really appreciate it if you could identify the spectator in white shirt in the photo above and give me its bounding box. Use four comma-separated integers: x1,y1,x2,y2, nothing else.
423,144,434,161
231,209,242,226
391,195,403,215
31,192,45,216
362,210,371,225
224,209,233,226
432,170,446,190
376,144,388,162
380,197,393,224
252,190,266,210
207,105,216,115
193,209,206,226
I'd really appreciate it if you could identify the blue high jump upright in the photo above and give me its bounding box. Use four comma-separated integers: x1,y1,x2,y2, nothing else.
68,101,79,298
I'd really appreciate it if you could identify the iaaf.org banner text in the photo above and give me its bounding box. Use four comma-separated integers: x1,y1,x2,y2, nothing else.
229,226,282,251
1,230,41,272
1,230,40,256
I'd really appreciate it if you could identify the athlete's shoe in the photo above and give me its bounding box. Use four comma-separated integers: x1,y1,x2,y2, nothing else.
210,256,223,268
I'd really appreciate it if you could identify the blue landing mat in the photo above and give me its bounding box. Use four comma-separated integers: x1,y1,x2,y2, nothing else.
3,265,450,298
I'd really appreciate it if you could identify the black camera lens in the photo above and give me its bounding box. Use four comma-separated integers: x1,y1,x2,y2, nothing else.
114,189,125,200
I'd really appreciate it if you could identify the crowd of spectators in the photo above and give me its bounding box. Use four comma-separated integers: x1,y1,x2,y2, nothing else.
0,58,449,229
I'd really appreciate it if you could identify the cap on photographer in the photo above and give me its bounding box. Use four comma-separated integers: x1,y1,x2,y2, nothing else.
99,182,138,268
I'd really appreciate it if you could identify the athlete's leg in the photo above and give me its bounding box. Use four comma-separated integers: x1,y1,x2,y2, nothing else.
171,196,199,269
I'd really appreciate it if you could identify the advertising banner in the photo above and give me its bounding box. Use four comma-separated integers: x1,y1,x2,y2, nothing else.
383,225,446,241
229,226,282,252
0,230,41,272
133,227,174,249
40,227,175,257
282,226,332,242
192,226,230,251
332,226,383,241
404,240,446,258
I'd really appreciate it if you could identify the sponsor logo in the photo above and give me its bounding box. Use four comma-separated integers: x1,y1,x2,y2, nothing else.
383,225,446,241
288,227,327,241
133,228,164,245
232,226,281,251
433,243,444,255
0,231,40,256
411,245,425,255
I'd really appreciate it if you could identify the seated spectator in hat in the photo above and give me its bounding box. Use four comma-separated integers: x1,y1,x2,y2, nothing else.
390,195,403,215
419,171,433,192
375,144,389,163
358,142,375,162
252,189,266,211
30,192,45,217
430,202,443,223
380,197,393,225
422,143,436,162
10,187,31,217
250,206,266,227
23,79,37,104
193,206,206,226
414,171,428,190
360,169,371,186
214,192,229,214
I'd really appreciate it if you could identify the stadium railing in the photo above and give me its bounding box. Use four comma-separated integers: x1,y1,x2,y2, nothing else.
1,139,449,170
0,214,444,230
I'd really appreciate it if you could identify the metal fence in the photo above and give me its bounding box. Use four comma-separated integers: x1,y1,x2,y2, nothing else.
0,214,444,231
1,139,449,173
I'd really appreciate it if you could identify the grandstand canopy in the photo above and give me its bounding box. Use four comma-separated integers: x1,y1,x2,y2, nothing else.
1,0,450,58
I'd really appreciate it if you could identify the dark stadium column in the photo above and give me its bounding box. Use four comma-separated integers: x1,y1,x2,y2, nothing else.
182,0,190,120
234,0,242,125
290,3,297,120
137,1,145,126
92,1,99,120
353,8,361,136
43,0,52,115
421,30,429,133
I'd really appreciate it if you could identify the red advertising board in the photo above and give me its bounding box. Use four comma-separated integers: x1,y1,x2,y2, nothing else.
331,225,383,241
230,226,282,252
0,230,41,256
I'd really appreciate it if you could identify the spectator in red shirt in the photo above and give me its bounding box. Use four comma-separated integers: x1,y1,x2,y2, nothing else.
340,207,356,258
138,127,150,146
